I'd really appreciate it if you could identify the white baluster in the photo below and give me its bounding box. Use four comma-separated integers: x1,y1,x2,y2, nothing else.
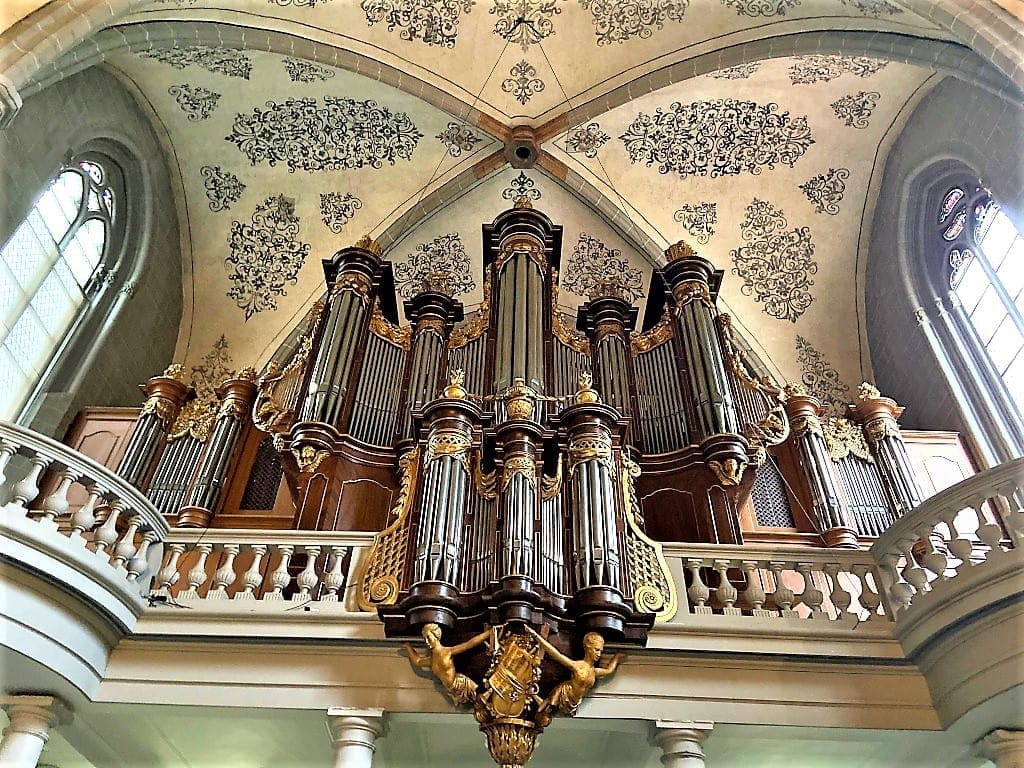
795,563,825,619
740,561,772,617
0,438,18,489
112,513,142,570
852,564,884,621
128,529,159,581
942,507,974,574
713,560,740,615
70,484,102,539
823,563,852,619
768,562,797,618
39,467,77,526
93,499,124,560
264,545,294,601
917,522,948,582
976,501,1006,555
322,546,349,602
207,544,240,599
155,543,187,595
686,559,712,615
295,546,321,600
11,453,49,510
880,551,912,617
181,543,213,599
235,544,267,600
1001,482,1024,543
898,538,929,598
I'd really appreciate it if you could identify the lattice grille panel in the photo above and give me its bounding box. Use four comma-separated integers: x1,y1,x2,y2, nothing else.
240,437,283,510
751,459,796,528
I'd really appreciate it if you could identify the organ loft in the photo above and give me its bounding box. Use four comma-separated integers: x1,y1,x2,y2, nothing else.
75,200,932,767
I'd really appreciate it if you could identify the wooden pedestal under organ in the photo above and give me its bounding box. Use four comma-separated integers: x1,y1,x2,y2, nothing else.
68,201,934,767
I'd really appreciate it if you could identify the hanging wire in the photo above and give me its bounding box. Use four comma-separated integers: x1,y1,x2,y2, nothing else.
536,37,637,229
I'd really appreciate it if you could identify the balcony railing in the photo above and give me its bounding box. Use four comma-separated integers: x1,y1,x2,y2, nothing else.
870,457,1024,625
1,419,168,597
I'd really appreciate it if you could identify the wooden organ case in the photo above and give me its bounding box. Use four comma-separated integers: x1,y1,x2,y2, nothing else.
92,201,937,768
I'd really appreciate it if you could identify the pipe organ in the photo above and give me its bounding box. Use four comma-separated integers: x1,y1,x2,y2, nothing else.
95,201,931,767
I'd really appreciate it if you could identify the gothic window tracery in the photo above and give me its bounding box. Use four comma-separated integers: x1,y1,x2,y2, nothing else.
0,158,119,418
938,185,1024,412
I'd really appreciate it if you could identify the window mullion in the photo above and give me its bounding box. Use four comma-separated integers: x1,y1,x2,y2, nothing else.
973,250,1024,340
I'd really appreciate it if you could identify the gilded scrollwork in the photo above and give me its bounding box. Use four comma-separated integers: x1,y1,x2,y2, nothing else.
630,311,673,354
552,309,590,355
620,456,677,621
333,271,373,303
541,457,562,501
502,454,537,490
358,448,419,610
567,433,613,475
292,445,330,474
425,429,473,472
822,417,873,462
672,279,713,309
370,302,412,349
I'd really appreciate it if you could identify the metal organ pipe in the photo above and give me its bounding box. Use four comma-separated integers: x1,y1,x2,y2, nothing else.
117,367,193,489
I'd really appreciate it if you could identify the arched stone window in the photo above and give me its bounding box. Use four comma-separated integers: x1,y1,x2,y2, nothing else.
913,168,1024,464
939,185,1024,409
0,154,123,420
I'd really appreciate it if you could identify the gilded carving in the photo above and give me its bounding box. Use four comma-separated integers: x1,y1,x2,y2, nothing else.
621,456,677,621
497,235,546,272
502,454,537,490
252,333,313,435
630,311,673,354
333,271,373,303
140,395,179,429
450,274,491,349
574,370,600,405
672,279,713,309
445,368,468,399
568,434,613,475
526,628,623,725
541,458,562,501
709,457,746,486
405,623,493,705
358,448,419,610
370,303,412,349
665,240,695,262
552,310,590,355
425,429,473,471
292,445,330,474
789,413,823,438
355,234,384,256
822,417,873,462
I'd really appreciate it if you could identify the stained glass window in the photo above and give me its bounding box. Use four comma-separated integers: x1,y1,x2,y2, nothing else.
941,185,1024,411
0,159,115,418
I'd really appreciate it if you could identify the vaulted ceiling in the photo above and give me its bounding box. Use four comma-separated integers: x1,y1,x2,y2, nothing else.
54,0,985,407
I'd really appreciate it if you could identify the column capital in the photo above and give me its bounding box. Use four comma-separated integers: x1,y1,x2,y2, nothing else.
0,695,70,739
651,721,713,767
976,729,1024,767
326,708,388,743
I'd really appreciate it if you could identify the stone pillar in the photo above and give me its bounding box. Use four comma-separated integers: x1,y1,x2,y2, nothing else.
0,696,67,768
847,382,923,518
784,388,858,548
327,709,386,768
977,729,1024,768
116,364,194,487
651,721,713,768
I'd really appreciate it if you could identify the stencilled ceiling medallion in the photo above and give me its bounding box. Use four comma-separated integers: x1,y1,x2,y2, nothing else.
730,198,817,323
227,195,311,320
620,99,813,179
563,234,645,304
394,233,476,298
226,97,423,171
795,334,850,415
360,0,475,47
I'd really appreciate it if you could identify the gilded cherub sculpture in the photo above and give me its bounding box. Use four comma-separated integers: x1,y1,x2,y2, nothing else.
404,622,491,705
525,628,624,723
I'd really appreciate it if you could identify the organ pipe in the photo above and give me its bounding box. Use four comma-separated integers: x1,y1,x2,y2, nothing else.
117,364,193,488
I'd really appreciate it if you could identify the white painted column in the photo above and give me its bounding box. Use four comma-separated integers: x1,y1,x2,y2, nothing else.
0,696,66,768
978,730,1024,768
651,721,713,768
327,709,386,768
